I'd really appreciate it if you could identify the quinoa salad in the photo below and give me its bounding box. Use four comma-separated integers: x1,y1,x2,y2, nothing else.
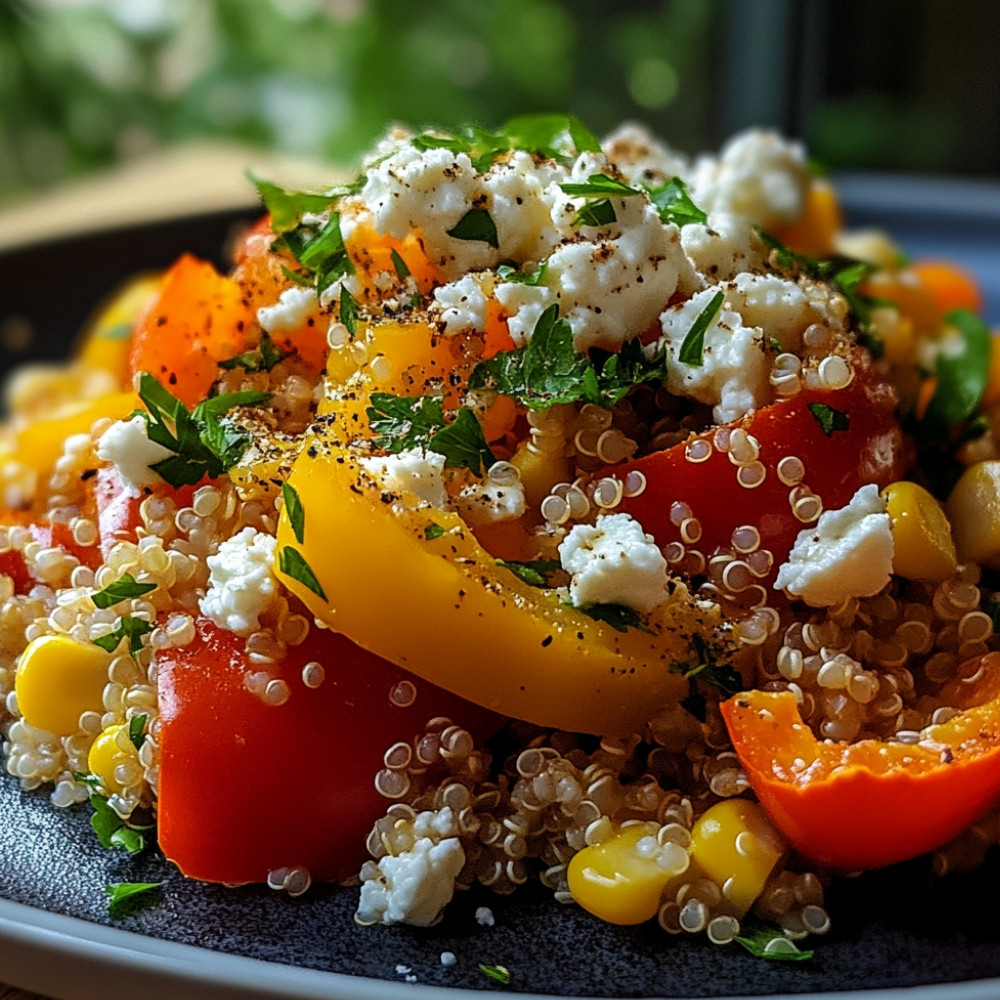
2,114,999,960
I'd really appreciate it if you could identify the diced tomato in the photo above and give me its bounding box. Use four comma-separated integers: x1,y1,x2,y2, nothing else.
721,652,1000,870
156,618,501,884
615,349,909,594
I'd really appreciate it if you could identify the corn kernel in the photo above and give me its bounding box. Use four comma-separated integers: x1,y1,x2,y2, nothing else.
947,461,1000,566
567,822,690,925
87,723,138,795
509,439,571,510
690,800,785,918
15,635,111,736
883,481,957,582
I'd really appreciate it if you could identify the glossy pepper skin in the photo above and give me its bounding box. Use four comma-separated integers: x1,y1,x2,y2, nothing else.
720,653,1000,871
156,618,499,884
614,349,909,593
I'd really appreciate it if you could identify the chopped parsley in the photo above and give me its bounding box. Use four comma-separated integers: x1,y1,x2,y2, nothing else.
646,176,708,227
340,285,360,335
366,393,496,475
274,210,354,294
572,198,617,227
92,616,155,657
496,260,548,286
468,304,668,411
390,248,412,281
105,881,162,919
559,174,641,199
671,633,743,715
921,308,991,436
91,573,157,610
478,964,511,985
495,558,561,587
218,330,290,374
282,482,306,544
807,402,850,436
424,523,448,541
128,713,148,750
578,602,652,633
446,208,499,248
278,546,327,601
248,172,342,233
135,372,270,487
734,922,813,962
89,794,149,854
677,290,725,367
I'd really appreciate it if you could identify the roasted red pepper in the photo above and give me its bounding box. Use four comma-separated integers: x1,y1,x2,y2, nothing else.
720,652,1000,870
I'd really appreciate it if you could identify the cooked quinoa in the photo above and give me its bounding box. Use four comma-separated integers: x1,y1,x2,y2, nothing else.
2,116,999,949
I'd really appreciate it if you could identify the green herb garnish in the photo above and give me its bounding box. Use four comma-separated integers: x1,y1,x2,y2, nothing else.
734,922,814,962
278,546,327,601
248,173,341,233
128,714,148,751
672,633,743,702
390,248,412,281
647,176,708,227
105,881,162,919
92,616,155,657
807,402,850,437
573,198,617,227
560,174,640,198
274,210,354,294
496,260,549,286
446,208,499,248
424,523,447,541
468,304,668,411
218,330,290,374
91,573,157,610
366,393,496,475
495,558,561,587
135,372,270,487
478,964,512,985
89,794,148,854
281,482,306,544
677,290,725,367
921,308,991,434
340,285,360,335
578,603,652,633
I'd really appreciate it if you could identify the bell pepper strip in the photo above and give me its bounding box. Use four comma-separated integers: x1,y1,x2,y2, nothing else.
272,421,722,736
127,254,255,407
614,349,909,596
156,617,499,884
720,653,1000,871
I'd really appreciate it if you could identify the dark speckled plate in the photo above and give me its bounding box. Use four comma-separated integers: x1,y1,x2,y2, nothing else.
2,174,1000,1000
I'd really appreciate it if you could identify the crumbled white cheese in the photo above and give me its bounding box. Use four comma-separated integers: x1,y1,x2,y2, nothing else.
680,211,766,285
356,836,465,927
774,484,894,607
256,286,319,335
96,415,174,499
559,512,669,613
440,951,457,967
453,480,526,525
688,129,809,228
359,448,447,508
602,121,691,188
475,905,495,927
199,527,279,636
433,273,494,334
657,286,770,424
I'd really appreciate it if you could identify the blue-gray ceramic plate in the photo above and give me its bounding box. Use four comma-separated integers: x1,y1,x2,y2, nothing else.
1,173,1000,1000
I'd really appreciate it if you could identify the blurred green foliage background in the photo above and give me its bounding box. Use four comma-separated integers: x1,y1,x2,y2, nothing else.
1,0,997,205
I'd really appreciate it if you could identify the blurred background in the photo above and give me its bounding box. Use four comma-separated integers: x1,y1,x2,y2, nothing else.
1,0,999,206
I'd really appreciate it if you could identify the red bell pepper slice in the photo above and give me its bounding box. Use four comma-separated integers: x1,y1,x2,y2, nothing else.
720,653,1000,870
156,618,500,884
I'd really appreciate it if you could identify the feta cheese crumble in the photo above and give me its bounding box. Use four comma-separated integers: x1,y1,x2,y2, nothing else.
359,448,447,508
774,484,894,607
256,286,319,335
96,415,174,498
199,526,280,636
559,512,669,613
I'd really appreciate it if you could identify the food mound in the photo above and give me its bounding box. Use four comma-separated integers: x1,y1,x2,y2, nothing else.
2,115,999,953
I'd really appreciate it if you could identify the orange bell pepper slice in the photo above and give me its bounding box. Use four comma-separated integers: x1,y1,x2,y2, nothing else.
720,652,1000,870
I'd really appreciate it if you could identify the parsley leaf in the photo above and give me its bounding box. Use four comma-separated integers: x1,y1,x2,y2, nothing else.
578,603,652,633
390,248,412,281
500,112,600,161
424,523,447,541
560,174,640,198
105,881,162,919
136,372,270,487
366,393,496,475
340,285,360,335
90,794,147,854
274,211,354,294
128,714,148,750
218,331,290,374
478,964,511,985
282,482,306,544
446,208,499,248
496,558,561,587
647,177,708,227
808,402,850,436
573,198,617,227
734,922,814,962
278,546,327,601
496,260,548,286
677,290,725,367
922,308,991,434
672,633,743,700
91,573,157,609
469,305,668,411
247,173,338,233
92,616,155,657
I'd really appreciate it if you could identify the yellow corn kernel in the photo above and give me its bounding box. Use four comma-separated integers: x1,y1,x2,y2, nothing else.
947,460,1000,566
15,635,111,736
509,439,571,510
567,822,690,925
883,481,958,582
690,799,785,918
76,273,162,384
87,723,139,795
